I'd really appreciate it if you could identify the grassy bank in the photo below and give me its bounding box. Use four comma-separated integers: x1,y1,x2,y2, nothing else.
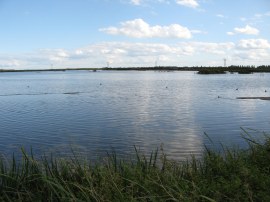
1,135,270,201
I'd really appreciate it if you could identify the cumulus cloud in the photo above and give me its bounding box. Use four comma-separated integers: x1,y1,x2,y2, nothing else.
1,39,269,69
228,25,259,35
176,0,199,8
232,39,270,61
234,49,269,60
237,39,270,49
234,25,259,35
100,18,192,39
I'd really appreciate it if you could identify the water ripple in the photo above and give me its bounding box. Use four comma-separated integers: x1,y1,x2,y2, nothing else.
0,71,269,160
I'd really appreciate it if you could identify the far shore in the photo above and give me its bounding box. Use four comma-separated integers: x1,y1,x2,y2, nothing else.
1,65,270,73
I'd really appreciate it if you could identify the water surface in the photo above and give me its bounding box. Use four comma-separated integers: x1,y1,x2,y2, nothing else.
0,71,269,160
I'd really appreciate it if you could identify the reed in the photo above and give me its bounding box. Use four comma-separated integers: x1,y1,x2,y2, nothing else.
0,133,270,201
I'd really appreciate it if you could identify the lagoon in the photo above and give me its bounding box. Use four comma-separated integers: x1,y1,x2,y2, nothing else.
0,70,269,160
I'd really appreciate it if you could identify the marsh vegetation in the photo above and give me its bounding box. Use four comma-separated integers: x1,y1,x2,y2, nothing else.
0,133,270,201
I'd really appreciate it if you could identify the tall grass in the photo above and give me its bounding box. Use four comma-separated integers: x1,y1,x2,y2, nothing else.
0,134,270,201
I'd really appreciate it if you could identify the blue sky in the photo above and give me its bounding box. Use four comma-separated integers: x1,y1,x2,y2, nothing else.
0,0,270,69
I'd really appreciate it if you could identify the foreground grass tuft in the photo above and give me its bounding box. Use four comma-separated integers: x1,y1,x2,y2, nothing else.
0,134,270,201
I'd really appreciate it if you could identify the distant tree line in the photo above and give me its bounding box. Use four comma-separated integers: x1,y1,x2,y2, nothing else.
1,65,270,73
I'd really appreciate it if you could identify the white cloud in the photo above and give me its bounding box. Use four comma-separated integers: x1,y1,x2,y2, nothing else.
227,32,234,36
38,49,69,62
237,39,270,49
244,12,270,19
176,0,199,8
191,29,207,34
83,41,267,66
216,14,225,18
240,17,247,22
0,59,21,68
129,0,170,6
233,39,270,61
130,0,141,5
100,18,192,39
187,42,235,55
65,41,235,66
228,25,259,35
234,25,259,35
2,39,270,69
234,49,269,60
239,12,270,26
254,13,263,19
158,0,170,4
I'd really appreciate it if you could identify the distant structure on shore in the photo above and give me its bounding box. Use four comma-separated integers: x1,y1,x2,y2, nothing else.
155,57,158,67
223,59,227,67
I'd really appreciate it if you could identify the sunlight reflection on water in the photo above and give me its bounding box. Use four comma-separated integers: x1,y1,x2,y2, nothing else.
0,71,269,161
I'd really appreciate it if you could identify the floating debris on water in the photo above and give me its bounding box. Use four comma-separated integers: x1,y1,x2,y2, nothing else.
237,97,270,101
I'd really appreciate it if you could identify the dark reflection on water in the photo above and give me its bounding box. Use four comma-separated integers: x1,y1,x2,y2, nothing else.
0,71,269,161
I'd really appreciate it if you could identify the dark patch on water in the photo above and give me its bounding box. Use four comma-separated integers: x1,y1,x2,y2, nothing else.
0,92,84,97
237,97,270,101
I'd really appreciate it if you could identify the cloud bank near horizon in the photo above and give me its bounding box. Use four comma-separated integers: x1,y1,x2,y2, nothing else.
1,38,269,69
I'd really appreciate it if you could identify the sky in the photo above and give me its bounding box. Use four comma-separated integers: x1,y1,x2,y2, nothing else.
0,0,270,69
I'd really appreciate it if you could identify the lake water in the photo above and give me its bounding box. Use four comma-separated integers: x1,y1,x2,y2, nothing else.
0,71,270,161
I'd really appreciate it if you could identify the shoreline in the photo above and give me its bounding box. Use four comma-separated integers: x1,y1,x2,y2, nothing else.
1,66,270,73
